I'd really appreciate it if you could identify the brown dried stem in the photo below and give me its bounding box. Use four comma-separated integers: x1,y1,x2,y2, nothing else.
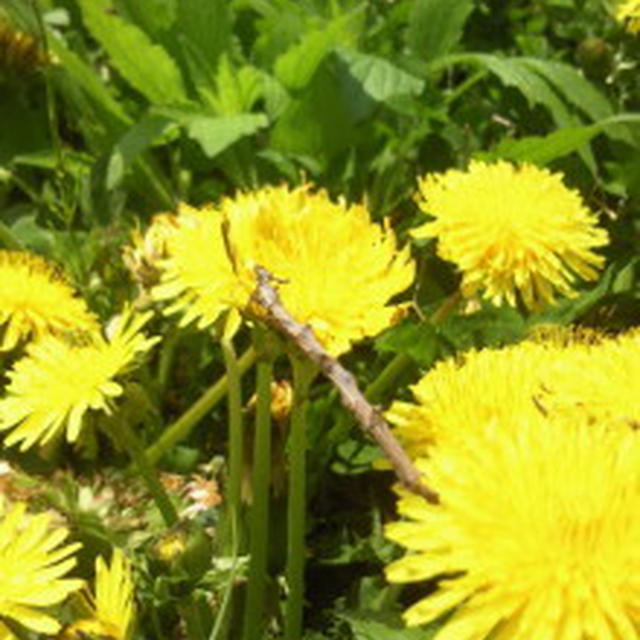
252,266,439,504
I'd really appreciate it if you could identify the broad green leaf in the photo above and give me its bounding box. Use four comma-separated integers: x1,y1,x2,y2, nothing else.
274,7,365,90
493,125,600,165
375,320,438,367
106,114,177,189
406,0,474,62
492,112,640,165
185,113,268,157
176,0,231,69
519,58,612,121
336,49,425,103
439,54,574,126
209,56,264,115
271,63,357,165
115,0,177,39
49,37,131,131
78,0,188,105
341,612,439,640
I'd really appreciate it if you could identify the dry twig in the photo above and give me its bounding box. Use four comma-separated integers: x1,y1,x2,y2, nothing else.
252,266,439,503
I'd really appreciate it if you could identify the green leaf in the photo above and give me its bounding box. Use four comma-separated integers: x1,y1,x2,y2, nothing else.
274,7,365,90
406,0,474,62
440,54,574,126
49,37,131,143
78,0,188,105
341,612,440,640
336,48,424,103
115,0,177,39
493,124,600,165
375,321,438,367
184,113,268,158
176,0,231,69
106,114,177,189
519,58,612,121
270,63,357,166
492,112,640,165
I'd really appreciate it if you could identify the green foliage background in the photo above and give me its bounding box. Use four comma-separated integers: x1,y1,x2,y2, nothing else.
0,0,639,638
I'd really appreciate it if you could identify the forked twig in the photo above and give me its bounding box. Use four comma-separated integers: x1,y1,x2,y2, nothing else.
252,266,439,504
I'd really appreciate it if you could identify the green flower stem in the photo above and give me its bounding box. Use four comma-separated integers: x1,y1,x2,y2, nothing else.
242,327,275,640
364,352,413,403
364,292,462,403
113,417,178,528
221,336,244,523
145,347,256,465
284,356,317,640
209,507,240,640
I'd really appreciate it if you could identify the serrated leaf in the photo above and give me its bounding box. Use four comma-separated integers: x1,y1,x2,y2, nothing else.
406,0,474,62
336,48,424,102
444,54,574,126
519,58,611,121
185,113,268,157
274,7,365,90
78,0,188,105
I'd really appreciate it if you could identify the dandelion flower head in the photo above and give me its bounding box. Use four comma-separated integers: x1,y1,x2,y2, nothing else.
152,203,245,329
386,340,557,455
617,1,640,33
71,549,135,640
413,161,608,310
0,310,159,450
0,250,97,350
0,502,82,634
385,418,640,640
541,327,640,432
223,184,415,355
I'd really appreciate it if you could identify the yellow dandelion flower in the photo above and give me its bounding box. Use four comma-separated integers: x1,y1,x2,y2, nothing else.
0,311,159,450
413,161,608,310
385,418,640,639
71,549,135,640
223,184,415,355
617,0,640,33
152,203,245,329
386,340,556,456
0,502,82,635
542,327,640,431
0,250,98,351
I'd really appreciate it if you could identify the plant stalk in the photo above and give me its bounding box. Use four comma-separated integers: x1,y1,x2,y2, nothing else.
242,327,275,640
145,347,256,465
113,417,178,527
284,356,316,640
220,336,244,528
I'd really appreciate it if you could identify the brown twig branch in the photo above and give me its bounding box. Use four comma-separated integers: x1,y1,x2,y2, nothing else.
252,266,439,504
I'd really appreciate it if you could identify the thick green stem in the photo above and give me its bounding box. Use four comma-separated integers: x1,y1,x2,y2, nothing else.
145,347,256,465
113,418,178,527
242,328,275,640
284,357,317,640
364,352,413,403
221,337,244,522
